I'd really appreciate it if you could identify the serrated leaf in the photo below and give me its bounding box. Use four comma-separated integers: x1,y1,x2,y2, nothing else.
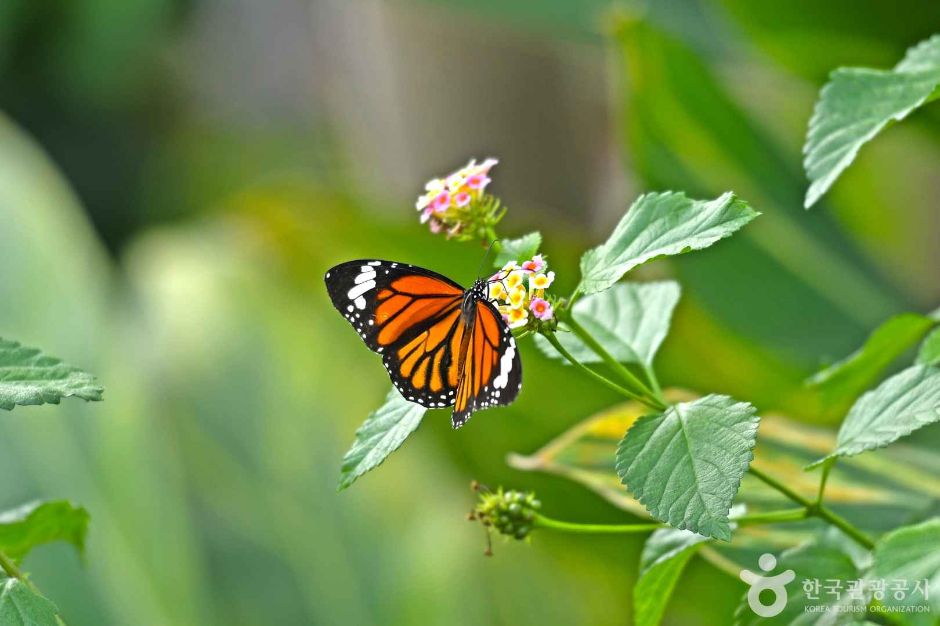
634,527,709,626
804,34,940,208
493,232,541,268
534,281,679,366
510,391,940,576
577,192,758,295
869,518,940,622
0,501,90,564
733,542,863,625
337,388,426,491
0,339,103,411
811,365,940,467
807,312,938,410
615,395,759,541
917,327,940,366
0,578,60,626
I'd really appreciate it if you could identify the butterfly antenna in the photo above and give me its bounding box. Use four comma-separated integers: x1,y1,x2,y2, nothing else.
475,239,500,280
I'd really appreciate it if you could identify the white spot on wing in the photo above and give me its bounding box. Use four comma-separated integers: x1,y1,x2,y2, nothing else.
493,342,516,389
354,296,366,309
355,270,376,284
348,280,376,300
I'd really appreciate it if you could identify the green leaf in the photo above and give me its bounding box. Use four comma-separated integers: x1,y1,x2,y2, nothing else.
804,34,940,208
510,391,940,576
869,518,940,622
615,395,759,541
337,388,426,491
0,578,60,626
733,542,863,625
534,281,679,366
811,365,940,467
0,339,103,411
634,527,708,626
493,232,541,268
917,327,940,366
807,312,939,410
0,501,90,564
577,192,758,295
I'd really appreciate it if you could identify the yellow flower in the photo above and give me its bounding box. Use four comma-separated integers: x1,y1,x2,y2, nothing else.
531,271,555,291
505,270,525,290
508,285,527,309
488,281,506,300
505,306,528,329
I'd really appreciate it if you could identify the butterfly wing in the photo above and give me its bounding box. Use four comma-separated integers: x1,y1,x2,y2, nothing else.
324,260,467,406
451,294,522,428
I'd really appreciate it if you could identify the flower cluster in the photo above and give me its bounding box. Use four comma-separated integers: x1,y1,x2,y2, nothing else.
488,255,556,330
415,158,503,241
470,483,542,544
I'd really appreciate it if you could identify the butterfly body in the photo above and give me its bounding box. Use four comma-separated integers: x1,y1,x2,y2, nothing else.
324,260,521,427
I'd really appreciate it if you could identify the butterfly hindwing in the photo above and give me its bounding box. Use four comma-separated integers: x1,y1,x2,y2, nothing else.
324,260,522,426
452,291,522,428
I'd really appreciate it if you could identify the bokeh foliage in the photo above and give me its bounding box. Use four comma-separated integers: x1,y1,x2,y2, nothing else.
1,1,939,624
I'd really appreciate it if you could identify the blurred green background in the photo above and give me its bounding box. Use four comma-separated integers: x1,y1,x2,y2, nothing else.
1,1,939,624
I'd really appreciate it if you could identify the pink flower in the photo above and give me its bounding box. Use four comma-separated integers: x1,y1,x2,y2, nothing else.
429,218,443,234
529,297,553,321
454,191,472,207
466,173,491,191
431,191,451,213
521,254,546,273
420,207,433,223
479,157,498,172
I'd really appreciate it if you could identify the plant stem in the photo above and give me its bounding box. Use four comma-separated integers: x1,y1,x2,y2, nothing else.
534,515,662,534
0,550,22,580
748,465,875,550
816,458,835,506
534,508,809,535
541,332,650,404
561,314,666,411
816,505,876,550
641,362,664,402
748,465,813,508
483,226,501,251
734,508,808,527
0,549,39,593
568,287,582,308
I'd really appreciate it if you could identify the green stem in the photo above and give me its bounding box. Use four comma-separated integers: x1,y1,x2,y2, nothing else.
816,458,835,506
0,549,38,593
562,314,666,411
748,465,813,508
568,287,582,308
534,508,808,535
483,225,501,250
542,332,650,404
641,362,664,402
748,466,875,550
534,515,662,534
0,550,22,580
816,505,876,550
734,507,808,527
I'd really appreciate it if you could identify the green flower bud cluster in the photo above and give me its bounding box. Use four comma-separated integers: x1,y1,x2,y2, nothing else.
473,486,542,540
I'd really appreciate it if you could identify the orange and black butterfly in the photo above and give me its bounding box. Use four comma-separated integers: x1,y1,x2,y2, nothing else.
324,260,521,428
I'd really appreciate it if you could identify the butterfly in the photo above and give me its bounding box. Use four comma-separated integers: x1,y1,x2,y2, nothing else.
324,260,522,428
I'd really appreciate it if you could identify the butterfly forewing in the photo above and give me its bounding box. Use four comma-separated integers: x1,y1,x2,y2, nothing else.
324,259,522,426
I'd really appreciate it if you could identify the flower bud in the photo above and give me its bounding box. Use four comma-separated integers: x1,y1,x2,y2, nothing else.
472,485,542,543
